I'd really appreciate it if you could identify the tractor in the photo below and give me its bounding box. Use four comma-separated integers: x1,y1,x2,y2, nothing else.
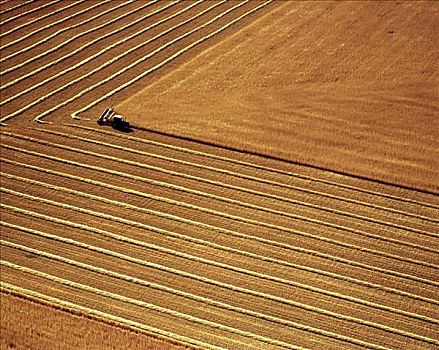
97,107,130,131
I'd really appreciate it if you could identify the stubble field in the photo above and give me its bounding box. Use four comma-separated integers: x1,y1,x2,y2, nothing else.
1,1,438,350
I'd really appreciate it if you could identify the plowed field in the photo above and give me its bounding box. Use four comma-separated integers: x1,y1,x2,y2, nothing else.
1,1,438,350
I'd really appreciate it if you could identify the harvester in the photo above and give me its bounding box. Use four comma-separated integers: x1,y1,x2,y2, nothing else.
97,107,130,131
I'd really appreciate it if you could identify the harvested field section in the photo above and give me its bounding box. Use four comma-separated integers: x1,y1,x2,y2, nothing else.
0,0,277,125
1,0,438,349
0,0,123,66
1,123,439,349
2,130,438,274
23,127,439,237
65,124,438,213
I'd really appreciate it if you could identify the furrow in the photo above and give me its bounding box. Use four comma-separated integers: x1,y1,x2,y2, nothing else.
0,221,365,331
0,227,435,348
3,230,437,348
4,212,436,345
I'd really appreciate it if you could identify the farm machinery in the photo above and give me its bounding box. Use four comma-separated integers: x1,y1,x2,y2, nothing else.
97,107,130,131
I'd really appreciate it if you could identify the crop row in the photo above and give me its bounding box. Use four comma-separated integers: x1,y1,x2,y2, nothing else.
1,220,437,349
1,129,438,348
1,1,437,348
2,130,438,264
0,0,273,124
67,124,439,211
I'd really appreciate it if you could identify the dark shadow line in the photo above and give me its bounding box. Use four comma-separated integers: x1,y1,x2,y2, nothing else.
132,125,438,196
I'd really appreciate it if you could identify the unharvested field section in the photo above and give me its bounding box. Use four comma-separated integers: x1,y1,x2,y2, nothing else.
119,1,439,192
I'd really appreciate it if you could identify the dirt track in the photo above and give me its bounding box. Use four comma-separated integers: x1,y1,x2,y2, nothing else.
1,1,438,349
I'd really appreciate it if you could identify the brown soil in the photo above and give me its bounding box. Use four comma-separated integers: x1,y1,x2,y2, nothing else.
118,1,439,193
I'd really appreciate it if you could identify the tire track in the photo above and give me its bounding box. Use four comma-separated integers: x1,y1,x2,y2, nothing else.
3,142,438,280
3,157,437,307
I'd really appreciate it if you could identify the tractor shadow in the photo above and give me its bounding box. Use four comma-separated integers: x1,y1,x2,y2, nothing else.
113,126,134,133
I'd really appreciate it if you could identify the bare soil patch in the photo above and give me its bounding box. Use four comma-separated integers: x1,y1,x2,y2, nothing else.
118,1,439,193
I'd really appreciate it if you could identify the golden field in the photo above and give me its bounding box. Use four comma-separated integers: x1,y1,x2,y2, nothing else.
1,1,438,349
